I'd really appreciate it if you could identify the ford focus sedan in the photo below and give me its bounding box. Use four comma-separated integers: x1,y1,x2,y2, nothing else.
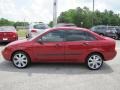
2,27,117,70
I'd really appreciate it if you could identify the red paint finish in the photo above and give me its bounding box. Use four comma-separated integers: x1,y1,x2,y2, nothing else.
2,27,117,63
0,26,18,42
64,41,98,63
31,29,37,33
0,32,18,42
32,42,65,62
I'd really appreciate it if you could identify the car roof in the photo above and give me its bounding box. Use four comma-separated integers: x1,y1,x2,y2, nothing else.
54,23,76,27
50,27,89,31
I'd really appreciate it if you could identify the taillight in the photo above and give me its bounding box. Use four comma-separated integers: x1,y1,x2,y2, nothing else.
11,32,18,38
13,35,16,38
31,29,37,33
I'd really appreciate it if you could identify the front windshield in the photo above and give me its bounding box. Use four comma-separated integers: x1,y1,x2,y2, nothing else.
28,29,50,41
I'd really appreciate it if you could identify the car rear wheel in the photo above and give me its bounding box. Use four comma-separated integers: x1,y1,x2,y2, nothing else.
86,54,103,70
113,35,118,40
12,51,30,68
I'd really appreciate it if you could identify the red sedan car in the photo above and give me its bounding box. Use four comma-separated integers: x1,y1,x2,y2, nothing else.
2,27,117,70
0,26,18,42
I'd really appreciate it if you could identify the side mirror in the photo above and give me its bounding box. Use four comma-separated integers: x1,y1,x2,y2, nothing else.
37,39,43,44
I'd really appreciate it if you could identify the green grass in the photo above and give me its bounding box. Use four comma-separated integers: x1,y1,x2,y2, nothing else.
17,29,27,37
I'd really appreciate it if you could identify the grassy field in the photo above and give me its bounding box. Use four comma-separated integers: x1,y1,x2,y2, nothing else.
17,29,27,37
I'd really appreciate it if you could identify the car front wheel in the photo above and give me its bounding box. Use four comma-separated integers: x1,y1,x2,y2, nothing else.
86,54,103,70
12,51,30,68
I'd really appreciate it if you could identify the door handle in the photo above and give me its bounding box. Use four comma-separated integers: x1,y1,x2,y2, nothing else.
55,44,62,47
82,42,89,46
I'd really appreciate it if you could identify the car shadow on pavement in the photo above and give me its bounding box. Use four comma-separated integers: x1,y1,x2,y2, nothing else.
0,42,9,46
0,61,113,76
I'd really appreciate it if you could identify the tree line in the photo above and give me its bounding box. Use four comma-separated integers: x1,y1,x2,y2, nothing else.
0,18,29,28
57,7,120,28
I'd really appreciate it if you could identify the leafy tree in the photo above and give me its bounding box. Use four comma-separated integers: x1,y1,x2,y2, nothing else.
14,21,29,28
48,21,53,27
57,7,120,28
0,18,14,26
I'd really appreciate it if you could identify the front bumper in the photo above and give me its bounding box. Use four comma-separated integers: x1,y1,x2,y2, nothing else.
2,47,13,61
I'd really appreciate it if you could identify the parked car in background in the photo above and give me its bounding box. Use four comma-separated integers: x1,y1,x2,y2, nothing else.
0,26,18,43
112,26,120,39
26,22,49,38
91,25,118,39
2,27,116,70
54,23,77,27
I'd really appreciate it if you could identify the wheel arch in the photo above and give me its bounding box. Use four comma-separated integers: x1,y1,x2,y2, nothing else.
86,52,105,61
11,50,31,61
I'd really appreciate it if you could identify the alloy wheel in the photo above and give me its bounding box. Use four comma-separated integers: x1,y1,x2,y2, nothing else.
87,54,103,70
12,52,30,68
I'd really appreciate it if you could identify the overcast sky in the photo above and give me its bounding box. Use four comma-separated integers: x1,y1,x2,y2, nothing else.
0,0,120,23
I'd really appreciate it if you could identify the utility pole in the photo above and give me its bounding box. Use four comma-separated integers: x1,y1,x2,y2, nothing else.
93,0,94,13
92,0,95,26
53,0,57,26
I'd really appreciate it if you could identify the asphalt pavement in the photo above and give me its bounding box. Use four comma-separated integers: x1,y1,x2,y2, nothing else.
0,40,120,90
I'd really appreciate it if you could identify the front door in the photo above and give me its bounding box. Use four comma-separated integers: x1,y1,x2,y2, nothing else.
33,30,65,62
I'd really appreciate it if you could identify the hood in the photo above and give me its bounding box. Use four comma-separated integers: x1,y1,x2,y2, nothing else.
7,39,29,46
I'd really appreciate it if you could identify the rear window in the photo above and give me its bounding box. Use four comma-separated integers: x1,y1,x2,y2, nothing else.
0,26,16,32
65,30,87,41
33,24,48,29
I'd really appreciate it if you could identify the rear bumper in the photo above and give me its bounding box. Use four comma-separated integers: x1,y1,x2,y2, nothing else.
0,39,18,43
0,35,18,42
104,50,117,61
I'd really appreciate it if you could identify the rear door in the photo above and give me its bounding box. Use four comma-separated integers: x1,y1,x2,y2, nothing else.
64,29,97,63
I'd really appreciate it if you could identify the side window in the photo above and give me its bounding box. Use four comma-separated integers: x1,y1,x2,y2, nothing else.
41,30,64,42
96,26,106,31
65,30,87,41
85,32,97,41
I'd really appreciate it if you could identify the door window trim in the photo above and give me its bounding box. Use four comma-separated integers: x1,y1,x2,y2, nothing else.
37,30,65,43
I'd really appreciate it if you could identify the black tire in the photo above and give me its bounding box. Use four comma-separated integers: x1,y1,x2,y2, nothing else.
12,51,31,69
86,53,103,70
99,33,104,36
26,35,28,38
114,35,119,40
